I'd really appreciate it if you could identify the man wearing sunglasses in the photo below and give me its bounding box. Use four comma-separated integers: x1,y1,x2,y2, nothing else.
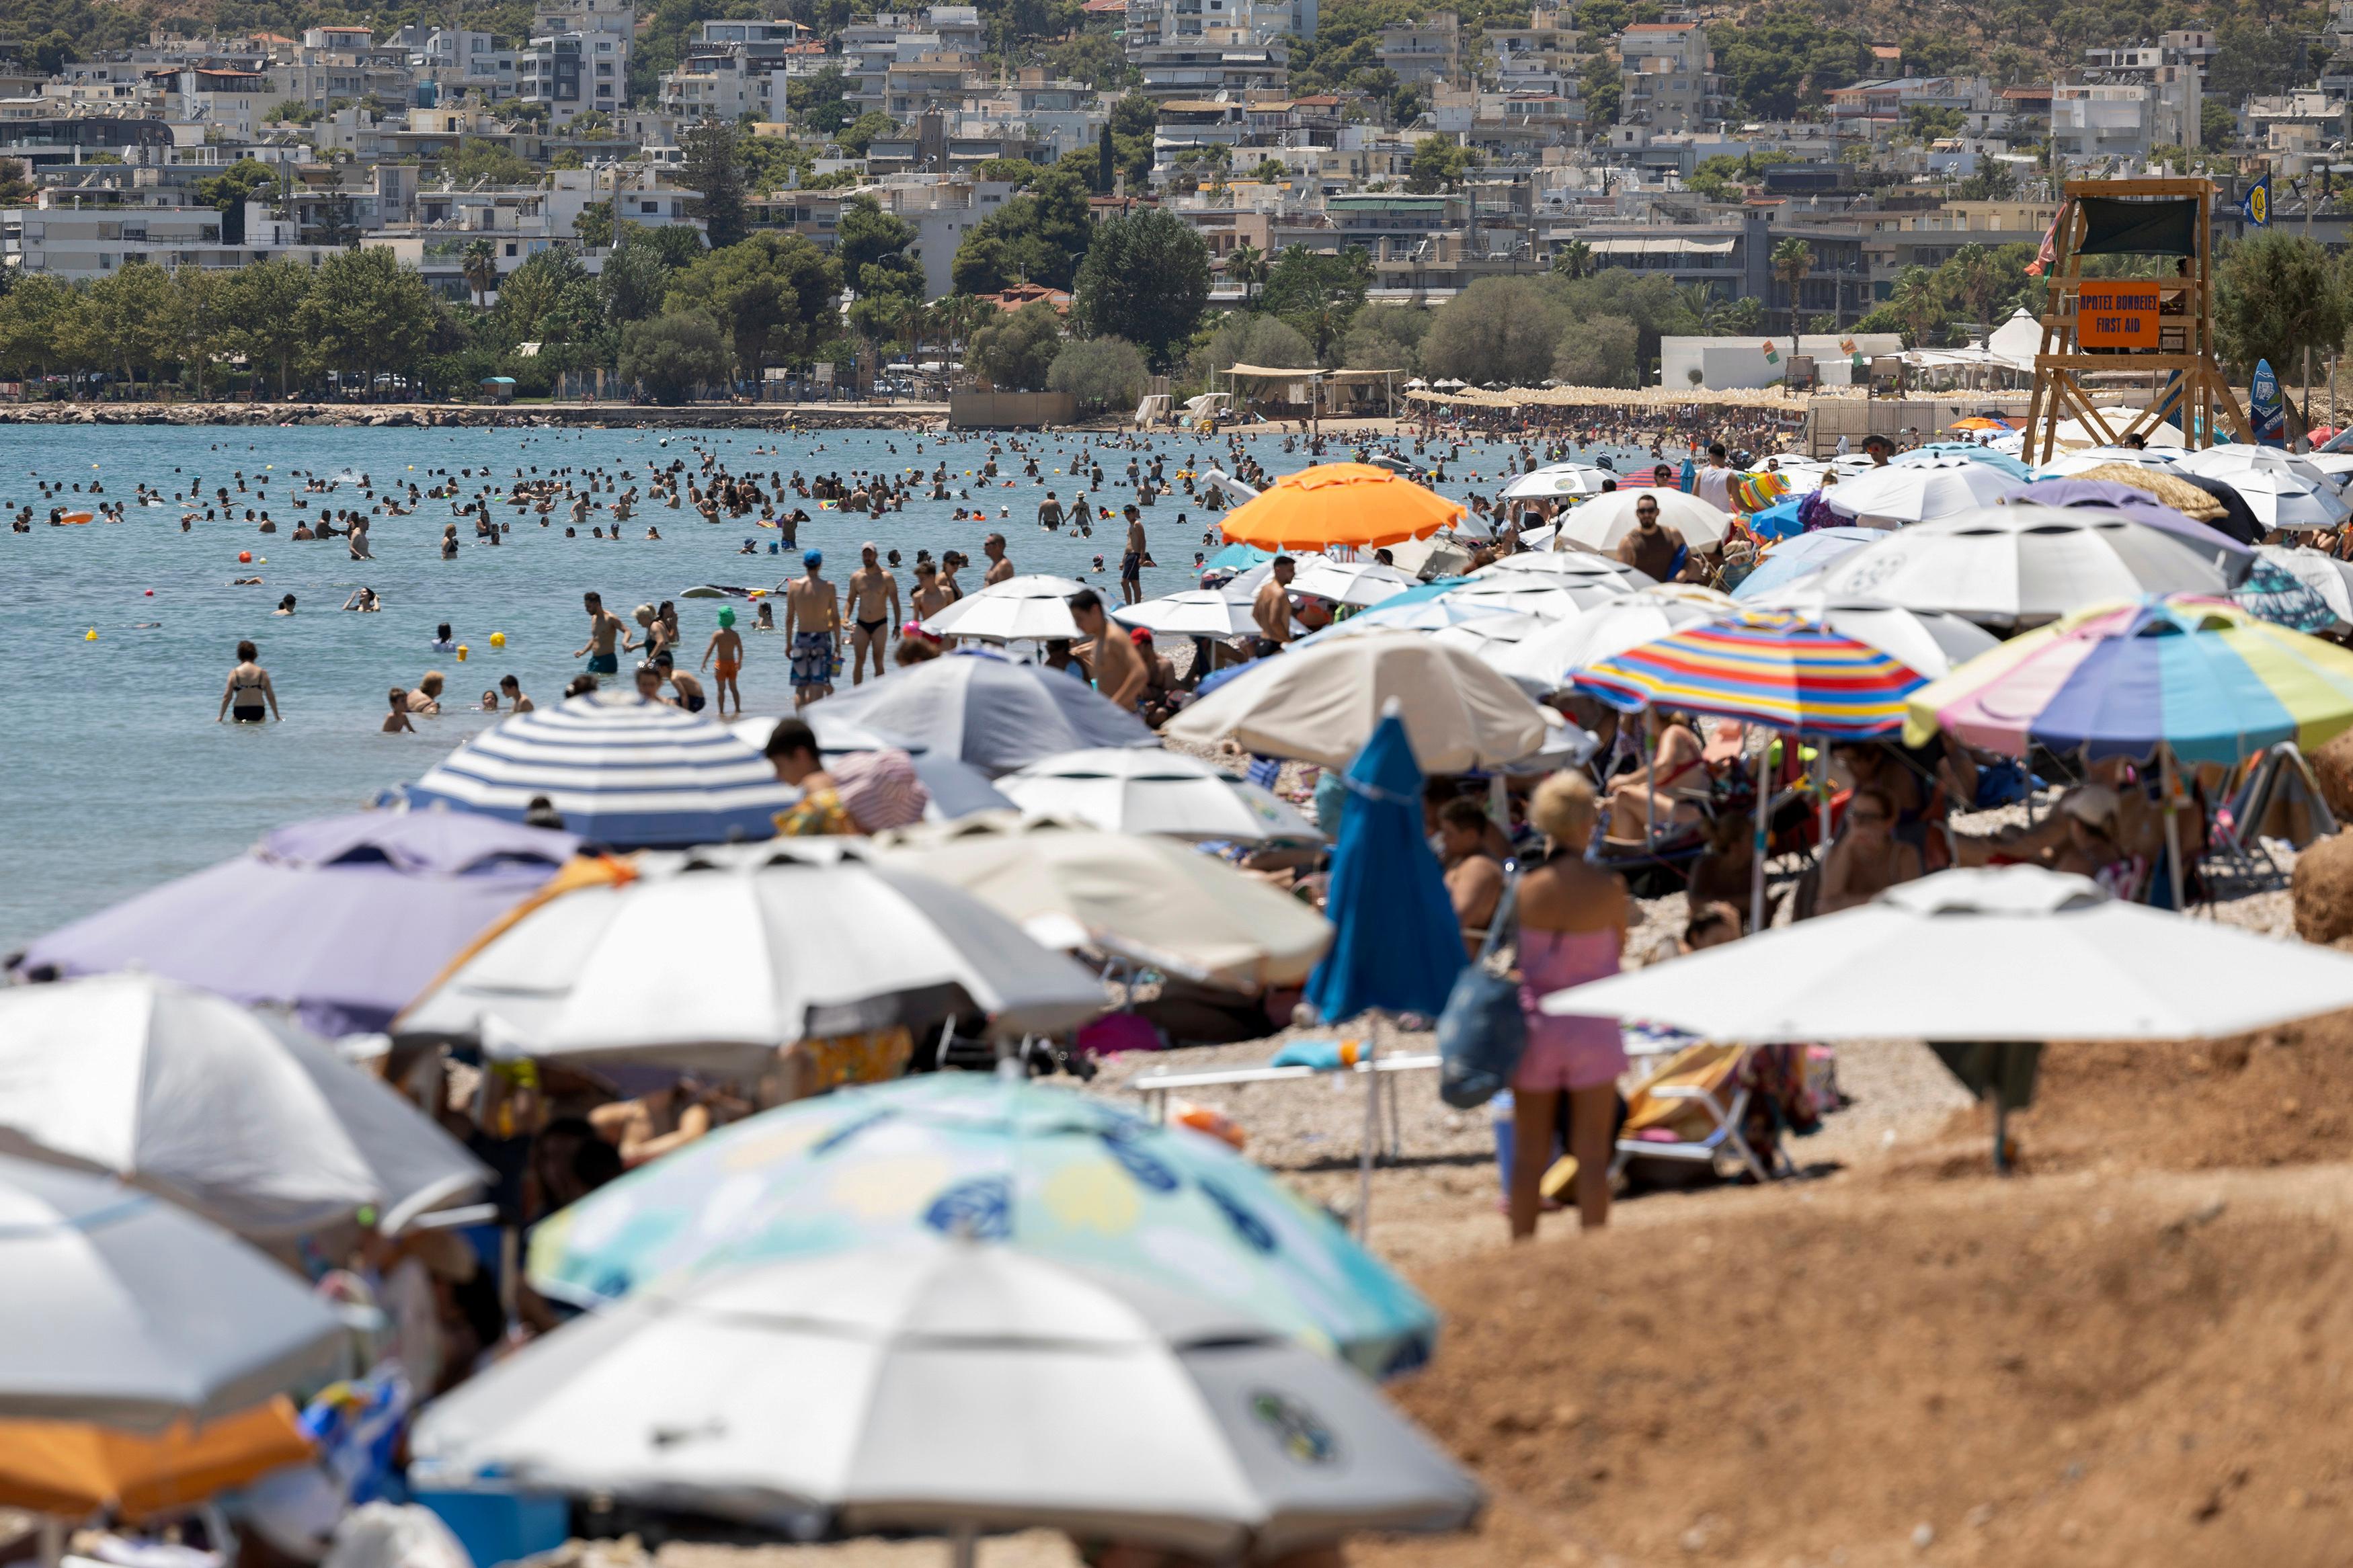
1614,492,1684,582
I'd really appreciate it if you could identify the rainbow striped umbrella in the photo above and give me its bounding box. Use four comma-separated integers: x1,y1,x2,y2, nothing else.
1574,610,1927,738
1902,595,2353,766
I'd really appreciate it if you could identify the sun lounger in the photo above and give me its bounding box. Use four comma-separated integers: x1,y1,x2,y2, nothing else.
1611,1041,1780,1184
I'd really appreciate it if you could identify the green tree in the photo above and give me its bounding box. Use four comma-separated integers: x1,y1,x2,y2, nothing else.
1109,92,1158,141
1578,52,1621,129
1936,243,2005,336
788,64,852,134
173,265,227,397
440,137,538,186
601,235,675,323
0,157,32,206
2216,231,2348,388
1097,125,1115,194
1195,313,1315,380
1404,136,1476,194
1339,304,1429,372
298,247,438,397
1769,236,1813,358
1226,243,1268,306
950,168,1094,294
0,274,75,384
619,310,729,402
969,299,1064,390
1258,245,1372,358
1554,239,1596,280
2201,99,2237,151
193,157,276,245
1552,313,1640,388
1421,276,1570,385
461,237,499,308
665,231,842,377
1047,335,1148,414
836,110,898,158
87,261,183,392
222,258,314,398
1072,208,1211,367
1884,264,1948,348
640,224,709,271
2209,17,2304,101
678,116,750,249
573,199,614,249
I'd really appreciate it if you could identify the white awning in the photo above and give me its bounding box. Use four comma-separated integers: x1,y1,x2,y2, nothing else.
1583,235,1737,257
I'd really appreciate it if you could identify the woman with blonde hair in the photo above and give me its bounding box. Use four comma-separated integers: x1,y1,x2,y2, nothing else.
1508,770,1630,1239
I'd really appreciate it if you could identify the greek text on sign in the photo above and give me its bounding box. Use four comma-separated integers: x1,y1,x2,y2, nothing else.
2077,283,2164,349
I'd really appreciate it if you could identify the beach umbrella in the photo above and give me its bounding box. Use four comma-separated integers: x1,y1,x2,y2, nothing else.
1499,462,1610,500
1820,458,2024,525
1486,594,1722,695
1546,488,1732,550
2167,470,2266,542
2030,445,2183,479
391,844,1105,1073
871,816,1332,988
1115,588,1264,640
2009,479,2250,575
406,692,795,849
1575,610,1927,739
1729,526,1884,602
1220,464,1464,552
1765,597,2001,680
1472,552,1653,585
1541,865,2353,1168
1795,506,2231,628
1904,595,2353,767
0,1154,347,1428
1743,495,1808,540
1893,443,2034,480
1429,612,1546,657
732,716,1014,821
1298,592,1521,647
918,575,1086,642
1285,557,1418,608
997,749,1322,843
1163,629,1553,773
2175,446,2352,531
0,975,486,1238
10,812,575,1038
0,1397,313,1521
411,1243,1478,1559
2253,545,2353,631
520,1073,1437,1378
1306,711,1463,1028
817,649,1155,778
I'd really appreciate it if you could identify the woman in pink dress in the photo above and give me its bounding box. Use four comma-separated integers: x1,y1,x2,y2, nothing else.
1509,771,1630,1239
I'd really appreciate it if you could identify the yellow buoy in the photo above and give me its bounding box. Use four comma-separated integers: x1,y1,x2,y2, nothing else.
456,645,469,661
489,631,506,648
84,628,97,641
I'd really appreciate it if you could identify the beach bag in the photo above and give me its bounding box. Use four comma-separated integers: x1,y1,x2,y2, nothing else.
1437,877,1525,1109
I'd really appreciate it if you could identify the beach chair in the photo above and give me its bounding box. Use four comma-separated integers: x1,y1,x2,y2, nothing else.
1610,1041,1780,1185
2204,741,2336,895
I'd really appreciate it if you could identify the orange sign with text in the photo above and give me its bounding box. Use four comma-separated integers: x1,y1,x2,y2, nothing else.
2076,282,2165,349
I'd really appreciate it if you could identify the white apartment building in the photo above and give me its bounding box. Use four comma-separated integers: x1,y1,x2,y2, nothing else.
1618,21,1712,134
0,198,322,279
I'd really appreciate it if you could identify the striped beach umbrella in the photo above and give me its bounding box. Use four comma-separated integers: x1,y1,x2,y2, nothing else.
1902,595,2353,766
407,693,795,848
1574,610,1927,739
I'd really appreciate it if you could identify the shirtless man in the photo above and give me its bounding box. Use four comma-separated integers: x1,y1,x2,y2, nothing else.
845,544,900,685
982,532,1014,587
702,605,746,716
1037,491,1064,531
1068,587,1148,710
346,515,372,560
910,559,949,621
573,591,635,678
1120,505,1147,606
1252,554,1297,653
784,548,843,708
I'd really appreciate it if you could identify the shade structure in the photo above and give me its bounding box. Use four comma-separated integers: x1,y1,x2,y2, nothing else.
1892,443,2035,480
816,649,1155,778
406,693,795,848
411,1243,1478,1559
1574,610,1926,739
0,975,486,1238
1764,597,2002,681
391,844,1106,1073
522,1074,1438,1378
1903,595,2353,766
1486,593,1723,695
2173,445,2353,531
1499,462,1611,500
871,816,1332,989
1729,527,1885,602
1218,464,1465,551
1542,865,2353,1044
1547,489,1731,550
731,716,1014,821
2254,545,2353,632
1284,557,1418,608
1306,712,1463,1026
0,1154,347,1429
1793,506,2231,628
0,1398,312,1520
1115,587,1263,639
1164,629,1553,774
920,575,1087,642
998,749,1323,842
1820,458,2024,525
11,812,575,1038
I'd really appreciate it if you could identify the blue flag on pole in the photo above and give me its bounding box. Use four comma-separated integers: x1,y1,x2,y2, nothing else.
2252,358,2286,446
2245,174,2271,226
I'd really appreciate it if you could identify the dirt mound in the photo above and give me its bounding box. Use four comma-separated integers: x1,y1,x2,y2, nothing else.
2292,830,2353,945
1362,1175,2353,1567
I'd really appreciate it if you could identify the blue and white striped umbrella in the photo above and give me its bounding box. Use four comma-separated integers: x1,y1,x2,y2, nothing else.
406,694,796,848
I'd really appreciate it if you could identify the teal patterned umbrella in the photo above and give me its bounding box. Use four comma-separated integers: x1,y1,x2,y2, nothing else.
528,1073,1437,1378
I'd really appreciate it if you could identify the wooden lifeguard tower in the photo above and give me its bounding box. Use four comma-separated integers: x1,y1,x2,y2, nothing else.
2020,177,2253,465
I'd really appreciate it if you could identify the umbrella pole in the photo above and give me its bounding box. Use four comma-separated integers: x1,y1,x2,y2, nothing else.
1358,1016,1381,1240
1750,733,1772,936
949,1526,977,1568
1991,1081,2008,1175
2162,746,2188,912
1813,737,1831,858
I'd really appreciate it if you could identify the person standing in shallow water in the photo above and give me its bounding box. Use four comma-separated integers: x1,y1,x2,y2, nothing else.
218,639,280,723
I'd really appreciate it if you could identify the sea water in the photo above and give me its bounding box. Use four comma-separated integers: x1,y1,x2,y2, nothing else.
0,422,1661,950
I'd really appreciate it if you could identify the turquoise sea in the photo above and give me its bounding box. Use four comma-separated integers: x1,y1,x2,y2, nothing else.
0,421,1660,952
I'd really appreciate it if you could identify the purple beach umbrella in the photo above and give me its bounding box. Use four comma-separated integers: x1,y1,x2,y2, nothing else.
10,811,577,1037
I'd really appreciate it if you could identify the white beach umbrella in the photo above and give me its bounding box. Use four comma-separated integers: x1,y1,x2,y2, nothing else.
1767,595,2003,679
817,650,1155,777
391,845,1105,1072
1443,573,1630,621
2030,444,2184,479
920,575,1088,642
1472,552,1654,585
1163,629,1552,773
1284,557,1419,608
997,749,1323,843
1784,505,2230,628
1819,458,2023,525
2254,545,2353,631
1115,589,1267,640
0,975,486,1238
409,1244,1480,1561
873,815,1332,987
1548,489,1732,550
2175,446,2352,530
1429,612,1546,656
0,1154,348,1428
1499,462,1611,500
1487,593,1722,695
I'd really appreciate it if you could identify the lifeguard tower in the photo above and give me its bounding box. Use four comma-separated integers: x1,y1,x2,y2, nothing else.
2020,177,2251,464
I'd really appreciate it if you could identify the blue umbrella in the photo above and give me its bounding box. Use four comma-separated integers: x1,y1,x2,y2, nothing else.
1200,542,1275,582
11,813,575,1036
1732,527,1886,601
818,648,1155,777
1306,710,1464,1023
1744,495,1808,540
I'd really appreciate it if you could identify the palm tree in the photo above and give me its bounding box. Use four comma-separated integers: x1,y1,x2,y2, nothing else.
1554,238,1596,280
461,238,497,309
1226,243,1267,307
1888,265,1942,348
1670,283,1732,335
1769,236,1812,361
1942,244,2003,341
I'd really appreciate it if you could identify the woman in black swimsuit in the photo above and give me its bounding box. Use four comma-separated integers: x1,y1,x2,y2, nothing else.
217,640,280,723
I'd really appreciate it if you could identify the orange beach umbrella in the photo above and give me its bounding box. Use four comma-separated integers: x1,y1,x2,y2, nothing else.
1220,463,1466,551
0,1397,312,1521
